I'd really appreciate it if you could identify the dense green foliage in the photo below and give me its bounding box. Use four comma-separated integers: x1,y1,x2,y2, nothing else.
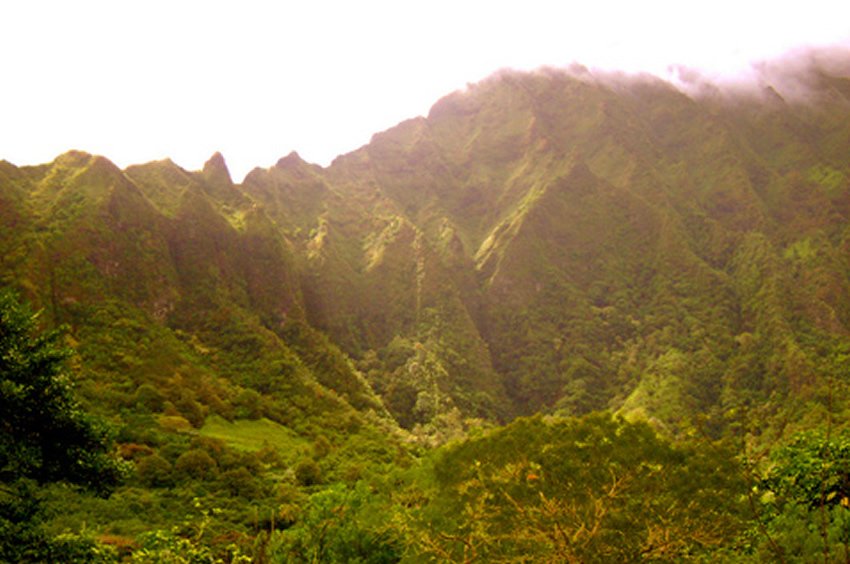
749,429,850,561
2,58,850,559
398,414,748,561
0,290,123,561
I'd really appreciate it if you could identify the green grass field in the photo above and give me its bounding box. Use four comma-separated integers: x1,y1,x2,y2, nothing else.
199,415,309,458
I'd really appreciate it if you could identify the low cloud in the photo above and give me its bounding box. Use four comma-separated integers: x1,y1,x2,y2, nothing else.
666,44,850,104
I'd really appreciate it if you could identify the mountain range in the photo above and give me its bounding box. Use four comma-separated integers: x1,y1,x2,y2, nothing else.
6,50,850,559
3,55,850,449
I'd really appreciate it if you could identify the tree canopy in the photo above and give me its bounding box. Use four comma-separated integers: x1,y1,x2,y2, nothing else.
0,289,123,560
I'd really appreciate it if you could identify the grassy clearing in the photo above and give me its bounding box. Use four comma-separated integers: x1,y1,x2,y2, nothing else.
199,415,309,456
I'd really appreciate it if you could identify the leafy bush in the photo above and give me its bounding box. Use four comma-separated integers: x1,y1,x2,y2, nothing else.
269,483,400,563
754,429,850,560
136,454,174,488
174,449,218,481
294,459,322,487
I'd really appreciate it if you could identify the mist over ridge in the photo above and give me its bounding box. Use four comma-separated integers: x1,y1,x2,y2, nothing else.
246,43,850,175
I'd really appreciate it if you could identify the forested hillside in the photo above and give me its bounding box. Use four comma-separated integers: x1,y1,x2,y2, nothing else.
3,56,850,560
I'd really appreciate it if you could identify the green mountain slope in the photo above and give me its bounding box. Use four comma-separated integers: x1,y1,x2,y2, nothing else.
313,67,850,436
5,56,850,559
5,64,850,438
0,151,400,505
3,57,850,466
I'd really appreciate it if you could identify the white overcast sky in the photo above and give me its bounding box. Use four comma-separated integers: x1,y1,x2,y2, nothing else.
2,1,849,180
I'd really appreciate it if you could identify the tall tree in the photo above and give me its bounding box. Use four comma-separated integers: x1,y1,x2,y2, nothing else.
0,289,123,560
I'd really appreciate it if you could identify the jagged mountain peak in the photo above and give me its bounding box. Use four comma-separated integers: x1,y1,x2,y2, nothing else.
51,149,95,168
198,151,251,208
275,151,307,169
202,151,232,183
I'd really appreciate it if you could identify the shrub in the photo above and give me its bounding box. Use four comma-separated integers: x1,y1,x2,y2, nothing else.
135,454,173,488
294,459,322,487
174,449,218,481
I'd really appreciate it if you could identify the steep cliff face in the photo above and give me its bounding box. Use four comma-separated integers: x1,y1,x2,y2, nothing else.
304,65,850,430
0,150,391,467
2,62,850,437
